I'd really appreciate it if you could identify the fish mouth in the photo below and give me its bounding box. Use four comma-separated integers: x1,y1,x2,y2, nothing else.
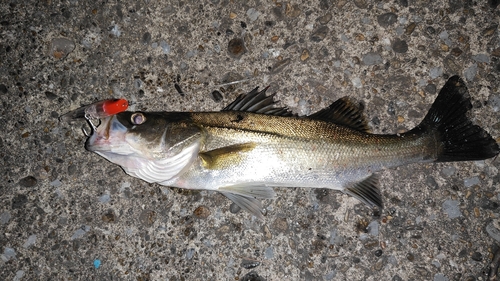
85,115,127,152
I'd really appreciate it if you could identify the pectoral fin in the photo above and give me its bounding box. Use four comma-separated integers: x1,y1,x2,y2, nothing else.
219,184,276,219
199,143,256,169
344,174,383,209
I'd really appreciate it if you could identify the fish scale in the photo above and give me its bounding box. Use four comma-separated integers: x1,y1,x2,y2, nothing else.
83,76,499,219
172,115,428,194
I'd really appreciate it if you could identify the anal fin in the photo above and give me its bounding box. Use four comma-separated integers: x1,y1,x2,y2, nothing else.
218,184,276,220
344,174,383,209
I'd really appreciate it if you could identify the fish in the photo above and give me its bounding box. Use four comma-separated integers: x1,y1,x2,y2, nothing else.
83,76,499,219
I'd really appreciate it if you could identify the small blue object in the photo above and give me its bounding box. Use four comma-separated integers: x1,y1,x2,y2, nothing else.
93,259,101,269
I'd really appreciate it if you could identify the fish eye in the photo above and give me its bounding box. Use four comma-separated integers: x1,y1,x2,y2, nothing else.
131,113,146,125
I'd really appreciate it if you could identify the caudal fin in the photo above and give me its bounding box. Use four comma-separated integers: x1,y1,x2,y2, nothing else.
416,76,499,162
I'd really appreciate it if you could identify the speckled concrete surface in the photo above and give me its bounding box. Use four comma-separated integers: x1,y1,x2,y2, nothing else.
1,1,500,280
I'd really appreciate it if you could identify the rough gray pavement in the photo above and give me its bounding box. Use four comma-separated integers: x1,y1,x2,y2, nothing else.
1,1,500,280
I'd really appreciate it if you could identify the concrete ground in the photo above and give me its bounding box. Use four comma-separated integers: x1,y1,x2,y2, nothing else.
1,0,500,280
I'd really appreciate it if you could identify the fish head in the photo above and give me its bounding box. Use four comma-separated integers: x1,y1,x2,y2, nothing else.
85,112,202,181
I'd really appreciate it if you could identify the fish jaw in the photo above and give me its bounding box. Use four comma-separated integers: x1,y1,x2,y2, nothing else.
86,115,128,154
85,115,145,170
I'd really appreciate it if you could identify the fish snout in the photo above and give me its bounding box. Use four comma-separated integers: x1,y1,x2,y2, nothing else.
84,116,115,152
84,134,97,151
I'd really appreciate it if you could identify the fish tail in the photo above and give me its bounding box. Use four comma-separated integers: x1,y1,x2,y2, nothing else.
414,76,499,162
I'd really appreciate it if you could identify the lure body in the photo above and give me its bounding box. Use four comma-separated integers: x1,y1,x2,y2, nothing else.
60,99,129,122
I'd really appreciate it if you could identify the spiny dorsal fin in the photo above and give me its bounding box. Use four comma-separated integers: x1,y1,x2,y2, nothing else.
199,143,256,169
308,97,370,133
343,174,382,209
223,87,294,116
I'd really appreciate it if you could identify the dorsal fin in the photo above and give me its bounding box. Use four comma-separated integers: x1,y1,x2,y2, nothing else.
223,87,294,116
308,97,370,133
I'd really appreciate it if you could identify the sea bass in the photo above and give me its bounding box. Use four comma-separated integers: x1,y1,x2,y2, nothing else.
83,76,499,219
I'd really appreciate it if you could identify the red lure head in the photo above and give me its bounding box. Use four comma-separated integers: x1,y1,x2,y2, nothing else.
102,99,129,115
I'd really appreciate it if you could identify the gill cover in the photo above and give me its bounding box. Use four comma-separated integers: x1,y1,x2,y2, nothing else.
88,111,203,183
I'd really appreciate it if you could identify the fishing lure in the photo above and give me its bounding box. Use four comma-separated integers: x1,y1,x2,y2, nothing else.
60,99,129,135
60,99,129,122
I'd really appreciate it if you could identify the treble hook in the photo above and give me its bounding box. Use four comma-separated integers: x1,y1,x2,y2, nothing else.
82,113,100,136
81,124,90,137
